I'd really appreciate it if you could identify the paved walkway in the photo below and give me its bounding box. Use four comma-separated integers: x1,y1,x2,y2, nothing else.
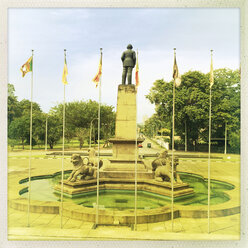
8,208,239,240
7,149,240,240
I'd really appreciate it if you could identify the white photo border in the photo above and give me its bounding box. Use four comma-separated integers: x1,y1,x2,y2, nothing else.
0,0,247,247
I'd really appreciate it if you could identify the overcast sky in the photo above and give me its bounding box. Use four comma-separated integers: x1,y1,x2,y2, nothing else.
8,8,240,122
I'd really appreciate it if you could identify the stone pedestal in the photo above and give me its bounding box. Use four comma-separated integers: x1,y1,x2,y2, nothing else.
103,84,152,179
115,85,137,140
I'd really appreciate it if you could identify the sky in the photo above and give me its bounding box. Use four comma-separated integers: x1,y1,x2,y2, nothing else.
8,8,240,123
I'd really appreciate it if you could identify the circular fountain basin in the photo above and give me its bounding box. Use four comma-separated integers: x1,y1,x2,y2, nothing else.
13,171,238,225
19,172,233,207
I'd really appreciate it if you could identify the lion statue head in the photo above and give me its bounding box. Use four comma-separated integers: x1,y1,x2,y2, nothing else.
71,154,88,170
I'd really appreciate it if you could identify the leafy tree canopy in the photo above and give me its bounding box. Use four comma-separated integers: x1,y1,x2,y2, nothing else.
145,68,240,150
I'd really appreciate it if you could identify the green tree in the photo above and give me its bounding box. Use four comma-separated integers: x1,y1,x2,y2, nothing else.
143,114,162,138
210,69,240,146
18,99,42,116
146,69,240,152
8,84,21,124
8,115,30,149
46,114,62,149
51,100,115,142
146,71,209,148
75,128,89,149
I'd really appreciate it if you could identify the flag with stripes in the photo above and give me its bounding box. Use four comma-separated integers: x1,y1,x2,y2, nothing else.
20,56,33,77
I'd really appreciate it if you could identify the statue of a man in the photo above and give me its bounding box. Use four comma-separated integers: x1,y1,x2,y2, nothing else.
121,44,136,85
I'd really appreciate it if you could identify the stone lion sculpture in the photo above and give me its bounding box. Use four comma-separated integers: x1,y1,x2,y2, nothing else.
152,150,169,171
88,148,103,168
152,150,182,184
66,149,103,182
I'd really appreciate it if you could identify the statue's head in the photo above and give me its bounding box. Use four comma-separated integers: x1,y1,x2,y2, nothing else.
127,44,133,49
71,154,82,166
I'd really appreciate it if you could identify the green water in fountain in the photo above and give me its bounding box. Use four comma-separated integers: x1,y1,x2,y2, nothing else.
19,172,234,210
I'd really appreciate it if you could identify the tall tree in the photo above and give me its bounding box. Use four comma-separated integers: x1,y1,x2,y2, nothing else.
8,115,30,149
46,114,62,149
8,84,21,124
146,69,240,152
51,100,115,141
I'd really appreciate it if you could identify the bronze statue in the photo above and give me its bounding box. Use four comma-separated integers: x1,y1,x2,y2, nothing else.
121,44,136,85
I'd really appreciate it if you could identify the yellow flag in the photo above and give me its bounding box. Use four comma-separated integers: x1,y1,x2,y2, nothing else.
62,57,68,85
210,53,214,88
92,52,102,87
173,54,181,87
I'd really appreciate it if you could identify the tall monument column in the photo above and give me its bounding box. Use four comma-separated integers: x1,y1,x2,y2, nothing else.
100,44,153,179
101,84,152,179
112,84,137,160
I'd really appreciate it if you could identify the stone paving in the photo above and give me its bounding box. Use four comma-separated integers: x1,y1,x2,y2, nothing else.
8,208,240,240
7,148,240,240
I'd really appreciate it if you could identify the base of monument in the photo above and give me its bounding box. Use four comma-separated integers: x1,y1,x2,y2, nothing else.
100,171,154,179
54,178,194,199
101,158,153,179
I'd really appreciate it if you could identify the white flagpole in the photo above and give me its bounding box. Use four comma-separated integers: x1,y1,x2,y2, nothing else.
60,49,67,229
27,49,34,227
45,114,48,152
171,48,176,231
134,83,138,231
208,49,213,234
134,127,138,230
96,48,102,226
185,121,187,152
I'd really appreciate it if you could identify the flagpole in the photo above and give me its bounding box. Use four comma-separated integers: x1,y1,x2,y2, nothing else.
45,114,48,152
208,49,213,234
224,121,227,154
134,61,138,230
171,48,176,231
134,123,138,230
185,121,187,152
134,49,139,230
96,48,102,226
27,49,34,227
60,49,66,229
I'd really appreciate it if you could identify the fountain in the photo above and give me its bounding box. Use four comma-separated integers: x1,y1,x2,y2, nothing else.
11,45,239,226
